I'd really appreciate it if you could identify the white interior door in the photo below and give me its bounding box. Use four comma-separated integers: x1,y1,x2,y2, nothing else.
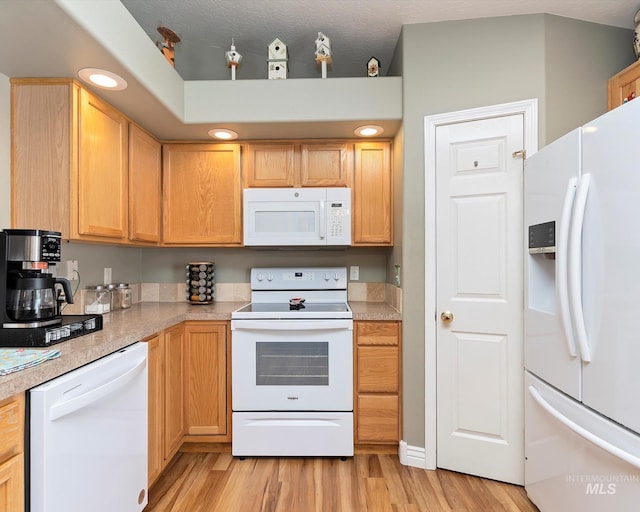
435,114,524,484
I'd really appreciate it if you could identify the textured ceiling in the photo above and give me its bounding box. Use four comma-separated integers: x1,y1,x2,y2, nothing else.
121,0,640,80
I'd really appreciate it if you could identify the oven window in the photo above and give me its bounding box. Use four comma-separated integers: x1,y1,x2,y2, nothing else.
256,341,329,385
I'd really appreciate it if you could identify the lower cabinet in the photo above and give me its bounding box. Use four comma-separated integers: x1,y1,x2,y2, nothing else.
184,322,230,441
145,333,164,487
144,323,185,487
354,321,402,444
0,393,25,512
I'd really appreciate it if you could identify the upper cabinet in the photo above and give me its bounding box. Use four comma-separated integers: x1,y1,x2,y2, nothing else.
244,141,352,187
11,79,161,245
162,143,243,246
608,60,640,110
353,142,393,246
76,88,128,240
128,124,162,244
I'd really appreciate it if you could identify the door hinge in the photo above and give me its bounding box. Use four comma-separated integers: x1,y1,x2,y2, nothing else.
512,149,526,159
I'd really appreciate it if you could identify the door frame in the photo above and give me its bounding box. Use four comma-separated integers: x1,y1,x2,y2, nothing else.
423,99,538,470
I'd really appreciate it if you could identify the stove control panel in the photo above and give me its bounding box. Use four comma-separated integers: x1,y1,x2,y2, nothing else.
251,267,347,290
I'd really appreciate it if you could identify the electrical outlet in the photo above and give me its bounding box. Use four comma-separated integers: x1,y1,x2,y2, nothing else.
66,260,79,281
349,265,359,281
104,267,112,285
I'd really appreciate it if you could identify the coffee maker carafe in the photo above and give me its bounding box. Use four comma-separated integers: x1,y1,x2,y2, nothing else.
1,229,74,327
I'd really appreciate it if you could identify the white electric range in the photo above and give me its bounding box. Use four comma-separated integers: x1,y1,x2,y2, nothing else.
231,267,353,457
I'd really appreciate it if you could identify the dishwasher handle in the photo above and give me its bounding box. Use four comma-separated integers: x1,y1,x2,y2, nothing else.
49,355,147,421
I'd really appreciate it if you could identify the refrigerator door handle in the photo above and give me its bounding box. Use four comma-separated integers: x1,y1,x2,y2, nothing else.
568,173,592,362
528,385,640,470
557,177,578,357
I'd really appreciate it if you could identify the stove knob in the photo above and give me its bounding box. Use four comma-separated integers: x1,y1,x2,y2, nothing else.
324,273,330,281
257,273,264,281
334,272,340,281
267,273,274,281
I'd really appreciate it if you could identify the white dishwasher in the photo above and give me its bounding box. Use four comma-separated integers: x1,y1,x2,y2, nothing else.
29,342,148,512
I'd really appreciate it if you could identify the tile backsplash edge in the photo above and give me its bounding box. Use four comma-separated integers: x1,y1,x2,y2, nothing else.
63,282,402,314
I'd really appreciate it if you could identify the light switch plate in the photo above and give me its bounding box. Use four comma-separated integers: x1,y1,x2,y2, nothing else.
350,266,359,281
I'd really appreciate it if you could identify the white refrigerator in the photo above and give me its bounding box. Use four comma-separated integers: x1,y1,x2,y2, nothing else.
524,99,640,511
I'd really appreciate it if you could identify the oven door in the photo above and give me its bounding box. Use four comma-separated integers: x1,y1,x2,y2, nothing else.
231,319,353,411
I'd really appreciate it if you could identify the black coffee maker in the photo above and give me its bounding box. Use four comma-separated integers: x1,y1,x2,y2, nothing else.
1,229,73,327
0,229,102,348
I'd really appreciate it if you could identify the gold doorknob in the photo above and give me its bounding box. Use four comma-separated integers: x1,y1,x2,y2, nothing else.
441,311,454,323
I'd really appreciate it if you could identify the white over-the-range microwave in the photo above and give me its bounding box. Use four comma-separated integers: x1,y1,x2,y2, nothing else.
243,187,351,247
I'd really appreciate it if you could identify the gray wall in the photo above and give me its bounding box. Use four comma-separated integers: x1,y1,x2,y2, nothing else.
60,243,391,287
398,14,633,448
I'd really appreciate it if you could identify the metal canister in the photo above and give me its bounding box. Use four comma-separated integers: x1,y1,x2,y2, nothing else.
186,262,215,304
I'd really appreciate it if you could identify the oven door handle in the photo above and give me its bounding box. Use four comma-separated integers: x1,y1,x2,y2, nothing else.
231,319,353,331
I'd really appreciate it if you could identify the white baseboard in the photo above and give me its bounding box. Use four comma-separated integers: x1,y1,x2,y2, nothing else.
399,440,432,469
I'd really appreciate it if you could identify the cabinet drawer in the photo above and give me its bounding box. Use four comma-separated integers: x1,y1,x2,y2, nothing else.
357,346,399,393
0,395,24,461
356,321,399,345
357,395,399,443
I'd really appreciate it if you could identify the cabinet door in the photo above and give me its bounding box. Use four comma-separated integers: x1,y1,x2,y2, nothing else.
0,456,24,512
0,394,24,512
77,88,128,240
245,143,296,187
163,144,242,245
357,395,399,443
184,322,228,437
353,142,393,245
11,81,73,236
163,324,185,460
300,143,352,187
129,124,161,244
144,334,164,486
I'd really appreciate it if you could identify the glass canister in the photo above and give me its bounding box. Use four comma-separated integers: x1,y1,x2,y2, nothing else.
85,285,112,314
186,262,215,304
106,284,118,310
116,283,132,309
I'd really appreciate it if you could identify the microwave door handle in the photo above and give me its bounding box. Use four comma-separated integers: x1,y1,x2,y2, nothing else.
319,200,326,239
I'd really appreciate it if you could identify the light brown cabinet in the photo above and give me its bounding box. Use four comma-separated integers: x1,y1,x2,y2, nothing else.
184,322,230,441
163,323,185,461
162,143,243,245
353,142,393,246
76,87,128,240
128,124,162,244
144,333,164,487
11,78,161,245
0,393,24,512
354,321,401,444
244,141,352,187
608,59,640,110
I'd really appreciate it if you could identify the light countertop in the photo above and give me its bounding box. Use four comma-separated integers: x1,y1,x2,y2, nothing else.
0,300,401,401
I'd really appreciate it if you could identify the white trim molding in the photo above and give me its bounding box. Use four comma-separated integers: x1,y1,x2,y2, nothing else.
399,440,429,469
423,98,538,471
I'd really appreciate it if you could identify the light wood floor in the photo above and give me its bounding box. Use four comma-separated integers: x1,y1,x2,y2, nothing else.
144,444,539,512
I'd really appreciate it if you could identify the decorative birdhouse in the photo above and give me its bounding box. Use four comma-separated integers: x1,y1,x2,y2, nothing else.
314,32,332,78
268,37,289,79
367,57,380,77
156,25,181,67
225,39,242,80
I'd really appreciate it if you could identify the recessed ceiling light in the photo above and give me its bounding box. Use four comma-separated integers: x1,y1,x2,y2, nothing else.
77,68,128,90
208,128,238,140
354,125,383,137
